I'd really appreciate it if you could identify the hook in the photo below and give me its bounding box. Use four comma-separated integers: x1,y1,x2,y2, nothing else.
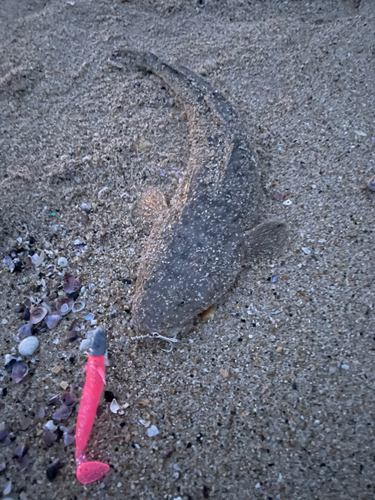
150,332,178,352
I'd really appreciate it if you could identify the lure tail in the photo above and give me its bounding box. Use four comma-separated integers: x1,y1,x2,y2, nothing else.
75,327,110,484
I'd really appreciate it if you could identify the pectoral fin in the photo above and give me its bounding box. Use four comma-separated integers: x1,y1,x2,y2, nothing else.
243,220,288,265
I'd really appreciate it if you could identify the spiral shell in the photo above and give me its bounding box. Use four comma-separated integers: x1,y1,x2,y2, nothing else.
18,336,39,356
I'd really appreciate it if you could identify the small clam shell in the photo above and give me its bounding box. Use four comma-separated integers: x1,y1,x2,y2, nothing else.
63,274,82,294
45,314,61,329
72,300,85,313
12,361,29,383
18,336,39,356
41,301,52,314
56,297,73,316
29,306,47,325
18,323,33,337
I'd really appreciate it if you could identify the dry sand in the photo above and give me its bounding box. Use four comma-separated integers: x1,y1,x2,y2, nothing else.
0,0,375,499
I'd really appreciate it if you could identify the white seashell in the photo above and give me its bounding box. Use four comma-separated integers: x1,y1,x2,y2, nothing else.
44,420,58,432
18,336,39,356
31,252,45,267
79,338,92,351
57,257,68,267
72,300,85,313
5,354,16,365
110,399,120,414
147,425,159,437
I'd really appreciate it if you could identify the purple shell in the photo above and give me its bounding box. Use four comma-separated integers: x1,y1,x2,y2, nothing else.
52,405,72,421
17,454,30,471
56,298,74,317
43,430,58,446
14,443,28,457
63,275,82,294
47,394,60,406
12,361,29,383
29,305,48,325
46,459,61,482
18,323,33,337
45,314,61,329
368,176,375,191
60,392,77,407
63,433,75,446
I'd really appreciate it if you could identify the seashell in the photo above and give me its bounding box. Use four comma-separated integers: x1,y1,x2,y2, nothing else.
14,443,28,458
79,338,92,351
4,354,17,365
19,416,32,431
367,175,375,192
41,300,52,314
57,257,68,267
72,300,85,313
45,314,61,329
147,425,159,437
12,361,28,383
60,392,77,407
29,306,47,325
52,405,72,421
14,304,25,314
23,308,30,321
46,459,60,482
17,454,30,471
31,252,44,267
5,358,17,372
43,430,57,446
47,394,60,406
2,255,14,272
18,336,39,356
18,323,33,337
44,420,58,432
56,297,73,316
36,407,45,419
84,312,95,321
110,399,120,414
63,433,75,446
63,274,82,294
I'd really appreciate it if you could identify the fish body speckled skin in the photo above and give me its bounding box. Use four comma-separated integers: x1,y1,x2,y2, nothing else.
111,51,287,335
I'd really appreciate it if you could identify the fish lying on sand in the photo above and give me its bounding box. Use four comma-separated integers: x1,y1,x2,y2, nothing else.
111,51,288,336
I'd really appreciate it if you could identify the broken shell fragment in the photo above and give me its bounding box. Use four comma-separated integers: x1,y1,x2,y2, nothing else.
43,430,58,447
72,300,85,313
56,298,73,316
60,392,77,407
63,275,82,294
14,443,28,458
45,314,62,329
367,175,375,191
44,420,58,432
18,323,33,337
110,399,120,414
63,433,75,446
52,405,72,421
29,305,47,325
17,454,30,471
18,336,39,356
12,361,29,383
46,459,61,482
31,252,44,267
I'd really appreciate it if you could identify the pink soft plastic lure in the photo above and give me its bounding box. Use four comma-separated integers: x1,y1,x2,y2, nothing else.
75,327,110,484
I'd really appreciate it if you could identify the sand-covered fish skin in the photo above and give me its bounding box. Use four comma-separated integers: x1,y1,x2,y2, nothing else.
112,51,286,335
